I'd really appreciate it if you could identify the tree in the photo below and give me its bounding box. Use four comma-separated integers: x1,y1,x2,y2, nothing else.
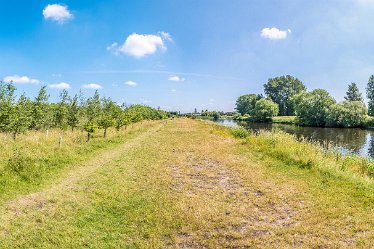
53,90,69,130
367,75,374,116
326,101,367,127
84,90,101,141
345,82,363,102
113,103,131,131
235,94,261,115
67,94,80,131
293,89,336,126
8,94,32,140
252,99,279,122
0,82,16,132
98,98,116,138
264,75,306,116
31,86,51,131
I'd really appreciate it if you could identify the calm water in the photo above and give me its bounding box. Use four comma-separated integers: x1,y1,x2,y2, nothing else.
214,119,374,159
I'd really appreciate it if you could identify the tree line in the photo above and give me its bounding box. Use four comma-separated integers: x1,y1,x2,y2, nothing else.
236,75,374,127
0,81,167,140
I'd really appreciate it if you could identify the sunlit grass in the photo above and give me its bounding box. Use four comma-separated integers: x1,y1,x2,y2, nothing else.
0,120,159,201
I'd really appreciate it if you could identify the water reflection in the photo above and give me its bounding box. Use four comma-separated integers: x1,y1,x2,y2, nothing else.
215,119,374,159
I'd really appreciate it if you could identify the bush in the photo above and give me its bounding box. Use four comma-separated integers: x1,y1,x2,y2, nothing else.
326,101,367,127
231,127,250,139
252,99,279,122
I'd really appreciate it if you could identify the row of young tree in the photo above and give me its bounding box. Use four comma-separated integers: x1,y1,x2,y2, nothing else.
236,75,374,127
0,81,167,140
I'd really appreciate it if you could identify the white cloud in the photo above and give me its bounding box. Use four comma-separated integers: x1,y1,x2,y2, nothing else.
3,75,40,84
125,80,137,86
81,83,103,89
43,4,73,24
209,98,215,102
168,75,185,82
109,32,172,58
171,89,177,92
261,27,291,40
48,82,71,90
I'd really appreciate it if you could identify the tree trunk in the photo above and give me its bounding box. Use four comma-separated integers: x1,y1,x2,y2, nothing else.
87,132,91,142
104,128,107,138
13,133,16,140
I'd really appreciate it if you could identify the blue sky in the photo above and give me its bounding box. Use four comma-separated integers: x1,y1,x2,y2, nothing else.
1,0,374,112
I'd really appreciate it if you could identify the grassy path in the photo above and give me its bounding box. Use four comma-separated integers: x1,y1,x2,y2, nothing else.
1,118,373,248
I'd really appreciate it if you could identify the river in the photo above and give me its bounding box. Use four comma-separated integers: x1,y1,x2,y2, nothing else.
213,119,374,159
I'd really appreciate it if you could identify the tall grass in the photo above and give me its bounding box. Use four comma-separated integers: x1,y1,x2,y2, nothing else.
0,121,157,200
241,130,374,180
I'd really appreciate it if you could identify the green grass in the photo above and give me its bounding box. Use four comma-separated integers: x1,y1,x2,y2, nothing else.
0,118,374,247
0,121,160,202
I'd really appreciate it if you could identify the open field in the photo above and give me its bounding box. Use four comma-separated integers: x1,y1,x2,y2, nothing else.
0,118,374,248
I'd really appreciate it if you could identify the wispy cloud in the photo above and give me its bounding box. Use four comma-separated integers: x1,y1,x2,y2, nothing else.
3,75,40,84
43,4,73,24
125,80,137,86
81,70,245,82
140,98,152,104
168,75,185,82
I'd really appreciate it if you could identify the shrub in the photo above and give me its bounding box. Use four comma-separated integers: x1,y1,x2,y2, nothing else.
326,101,367,127
231,127,250,139
6,148,39,181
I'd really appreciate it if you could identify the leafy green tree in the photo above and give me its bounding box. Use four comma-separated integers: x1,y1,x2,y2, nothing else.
31,86,51,131
53,90,69,130
326,101,367,127
252,99,279,122
235,94,261,115
84,90,102,141
67,94,80,131
98,98,116,138
264,75,306,116
345,82,363,102
366,75,374,116
0,82,16,132
293,89,336,126
8,94,33,140
113,103,131,131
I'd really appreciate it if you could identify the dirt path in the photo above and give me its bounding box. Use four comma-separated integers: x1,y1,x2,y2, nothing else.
158,120,305,248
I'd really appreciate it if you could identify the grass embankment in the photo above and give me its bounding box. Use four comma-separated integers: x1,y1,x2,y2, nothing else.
271,115,297,124
0,118,374,248
230,115,297,124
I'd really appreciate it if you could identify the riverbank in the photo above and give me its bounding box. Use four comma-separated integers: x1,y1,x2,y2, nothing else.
225,115,374,128
0,118,373,247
